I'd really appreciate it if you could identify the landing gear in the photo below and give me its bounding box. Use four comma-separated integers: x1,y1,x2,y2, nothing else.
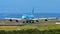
45,19,48,21
9,19,12,22
16,20,18,23
36,20,39,22
23,20,34,23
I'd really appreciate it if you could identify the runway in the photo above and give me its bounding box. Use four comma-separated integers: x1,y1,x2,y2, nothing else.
0,22,57,26
0,23,39,26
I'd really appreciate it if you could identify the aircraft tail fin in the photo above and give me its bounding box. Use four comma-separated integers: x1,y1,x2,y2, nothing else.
32,8,34,15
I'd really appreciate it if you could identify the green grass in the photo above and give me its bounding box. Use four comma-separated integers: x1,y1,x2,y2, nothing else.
0,20,59,31
17,24,60,31
38,25,60,31
0,18,59,33
17,24,38,30
0,24,60,31
0,26,18,31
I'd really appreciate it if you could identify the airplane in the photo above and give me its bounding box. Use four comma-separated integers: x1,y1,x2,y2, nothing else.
4,8,58,23
4,8,40,24
0,8,59,26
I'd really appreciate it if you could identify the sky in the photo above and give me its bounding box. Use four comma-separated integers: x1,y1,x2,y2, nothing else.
0,0,60,14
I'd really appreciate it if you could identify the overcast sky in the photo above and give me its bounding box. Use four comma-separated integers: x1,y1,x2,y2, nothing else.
0,0,60,14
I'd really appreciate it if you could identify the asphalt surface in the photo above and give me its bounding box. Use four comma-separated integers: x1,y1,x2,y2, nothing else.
0,23,39,26
0,22,56,26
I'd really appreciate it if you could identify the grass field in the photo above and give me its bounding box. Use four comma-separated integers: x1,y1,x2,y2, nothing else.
0,24,60,31
18,24,60,30
0,26,17,31
0,19,59,31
